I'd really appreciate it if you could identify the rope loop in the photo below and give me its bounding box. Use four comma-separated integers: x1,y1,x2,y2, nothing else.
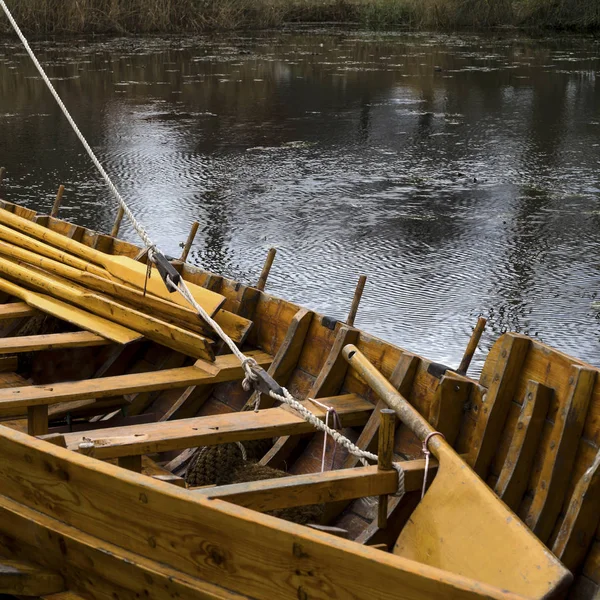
392,463,406,498
241,357,260,392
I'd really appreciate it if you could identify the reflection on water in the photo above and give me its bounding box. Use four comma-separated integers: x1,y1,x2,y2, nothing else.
1,30,600,373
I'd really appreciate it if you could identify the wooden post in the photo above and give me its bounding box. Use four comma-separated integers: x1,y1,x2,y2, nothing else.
377,408,396,528
457,316,486,375
347,275,367,327
179,221,200,262
27,405,49,436
256,247,277,291
50,185,65,218
111,206,125,238
0,167,5,184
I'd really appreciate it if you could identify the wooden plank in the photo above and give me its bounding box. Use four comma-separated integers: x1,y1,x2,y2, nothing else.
0,257,215,361
552,449,600,571
466,334,532,477
0,302,37,320
0,426,538,600
55,394,372,460
244,307,314,411
0,208,226,317
27,405,48,436
0,558,64,595
0,237,250,344
0,350,271,415
522,365,596,543
428,373,471,447
197,461,433,512
494,380,552,510
261,325,359,468
0,278,141,346
0,331,111,354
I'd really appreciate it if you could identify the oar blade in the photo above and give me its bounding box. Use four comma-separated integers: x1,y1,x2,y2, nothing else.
0,277,141,345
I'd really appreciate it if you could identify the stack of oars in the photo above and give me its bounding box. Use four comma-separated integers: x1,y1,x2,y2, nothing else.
0,208,230,361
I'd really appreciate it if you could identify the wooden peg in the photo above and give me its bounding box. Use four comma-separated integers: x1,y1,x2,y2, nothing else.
50,185,65,218
377,408,396,528
0,167,5,184
256,247,277,291
111,206,125,238
179,221,200,262
347,275,367,327
457,316,487,375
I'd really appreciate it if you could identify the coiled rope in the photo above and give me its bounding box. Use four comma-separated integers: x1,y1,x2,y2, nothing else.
0,1,405,499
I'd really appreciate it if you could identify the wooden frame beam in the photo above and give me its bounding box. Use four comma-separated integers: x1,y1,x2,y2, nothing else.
0,331,111,355
49,394,373,460
0,350,271,416
197,460,436,512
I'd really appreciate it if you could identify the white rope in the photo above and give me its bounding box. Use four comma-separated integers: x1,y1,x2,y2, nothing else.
1,1,405,502
271,388,405,498
0,0,156,253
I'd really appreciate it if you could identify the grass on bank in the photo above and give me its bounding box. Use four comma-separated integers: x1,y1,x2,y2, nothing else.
1,0,599,33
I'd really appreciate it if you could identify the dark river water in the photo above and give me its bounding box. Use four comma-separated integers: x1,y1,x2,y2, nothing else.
1,29,600,374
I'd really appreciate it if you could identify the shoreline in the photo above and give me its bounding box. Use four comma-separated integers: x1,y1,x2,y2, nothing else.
0,1,598,35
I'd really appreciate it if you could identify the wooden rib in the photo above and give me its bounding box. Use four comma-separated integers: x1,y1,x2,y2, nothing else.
54,394,372,460
466,333,531,477
0,426,523,600
0,331,111,354
0,351,271,416
523,365,596,543
0,238,250,343
243,307,314,411
27,405,48,436
260,324,359,469
494,380,552,510
141,456,186,489
197,460,433,512
377,409,396,528
320,351,420,524
428,373,471,447
0,256,214,360
552,449,600,571
0,302,38,320
0,558,64,596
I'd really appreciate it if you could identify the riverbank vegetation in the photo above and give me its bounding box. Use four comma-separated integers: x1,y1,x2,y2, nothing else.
1,0,599,33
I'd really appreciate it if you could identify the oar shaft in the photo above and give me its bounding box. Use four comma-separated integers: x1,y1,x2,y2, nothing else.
343,345,442,452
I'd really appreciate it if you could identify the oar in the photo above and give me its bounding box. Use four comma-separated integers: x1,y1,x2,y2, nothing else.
0,208,225,316
0,227,251,344
0,239,209,336
342,344,571,599
0,256,214,361
0,277,140,345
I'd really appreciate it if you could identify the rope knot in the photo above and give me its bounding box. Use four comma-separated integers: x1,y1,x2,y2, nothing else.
241,357,260,392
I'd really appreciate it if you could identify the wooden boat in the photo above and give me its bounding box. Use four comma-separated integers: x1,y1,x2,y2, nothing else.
0,194,596,599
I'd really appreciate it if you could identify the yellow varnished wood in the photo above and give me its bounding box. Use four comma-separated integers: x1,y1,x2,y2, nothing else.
0,277,141,345
0,350,271,415
0,256,214,360
494,380,552,510
522,365,596,543
0,208,226,316
0,331,110,354
56,394,372,460
0,425,542,600
344,345,572,600
198,460,432,511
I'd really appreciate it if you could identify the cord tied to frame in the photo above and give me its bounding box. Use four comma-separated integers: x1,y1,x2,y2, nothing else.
421,431,444,499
